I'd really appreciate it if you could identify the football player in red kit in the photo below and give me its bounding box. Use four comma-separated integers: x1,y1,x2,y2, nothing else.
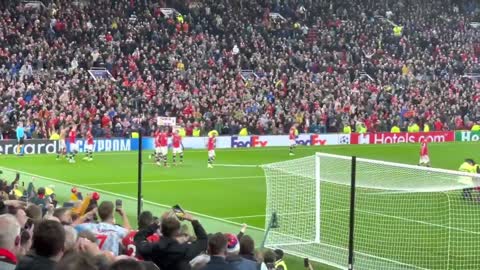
172,130,183,166
68,125,78,163
289,124,298,156
159,128,169,166
83,128,94,161
150,128,160,160
207,133,216,168
419,138,431,167
153,129,162,166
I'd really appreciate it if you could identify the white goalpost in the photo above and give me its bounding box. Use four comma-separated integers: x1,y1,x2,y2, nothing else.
261,153,480,270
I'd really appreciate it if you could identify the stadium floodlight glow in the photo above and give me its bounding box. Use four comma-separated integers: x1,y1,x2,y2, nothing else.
262,153,480,270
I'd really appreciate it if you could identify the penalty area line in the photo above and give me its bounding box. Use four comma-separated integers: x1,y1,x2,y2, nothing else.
142,162,260,168
213,163,260,168
87,175,264,186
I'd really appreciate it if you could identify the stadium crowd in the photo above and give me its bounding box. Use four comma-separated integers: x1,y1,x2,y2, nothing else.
0,172,296,270
0,1,479,269
0,0,479,140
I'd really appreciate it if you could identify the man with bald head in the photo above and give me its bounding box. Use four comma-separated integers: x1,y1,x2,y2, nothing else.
0,214,21,270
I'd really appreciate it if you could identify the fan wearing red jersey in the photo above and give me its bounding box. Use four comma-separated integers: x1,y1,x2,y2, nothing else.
289,124,298,156
419,138,431,167
68,125,78,163
172,130,183,166
122,211,160,258
83,128,94,161
207,133,216,168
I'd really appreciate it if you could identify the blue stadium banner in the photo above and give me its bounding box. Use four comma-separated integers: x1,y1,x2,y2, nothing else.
70,138,134,152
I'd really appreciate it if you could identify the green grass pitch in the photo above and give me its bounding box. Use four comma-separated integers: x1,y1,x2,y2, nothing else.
1,142,480,270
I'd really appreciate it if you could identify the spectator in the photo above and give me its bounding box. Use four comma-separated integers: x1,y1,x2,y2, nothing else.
190,252,210,270
53,207,73,225
25,204,42,225
16,220,65,270
108,259,144,270
75,237,113,270
121,210,160,259
134,212,207,270
0,200,25,216
17,229,32,259
63,226,78,253
262,250,277,270
203,232,231,270
0,214,21,270
55,252,98,270
273,249,287,270
225,233,257,270
75,201,131,256
239,235,257,263
7,204,27,229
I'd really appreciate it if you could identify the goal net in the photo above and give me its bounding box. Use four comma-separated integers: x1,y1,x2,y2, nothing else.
262,153,480,270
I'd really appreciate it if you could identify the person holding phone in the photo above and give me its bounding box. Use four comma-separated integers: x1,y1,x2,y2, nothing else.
134,209,208,270
75,201,131,256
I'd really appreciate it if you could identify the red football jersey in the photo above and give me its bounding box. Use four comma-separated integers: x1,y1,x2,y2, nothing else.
154,132,162,147
86,131,94,145
208,137,215,151
420,142,429,156
172,134,182,148
289,127,296,140
69,130,76,143
159,132,168,147
122,230,160,258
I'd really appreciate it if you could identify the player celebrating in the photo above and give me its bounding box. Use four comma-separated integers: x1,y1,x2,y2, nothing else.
16,121,25,156
159,128,169,167
172,130,183,166
67,125,78,163
289,124,298,156
57,127,68,160
150,128,160,160
154,129,162,166
83,128,94,161
207,133,216,168
419,138,431,167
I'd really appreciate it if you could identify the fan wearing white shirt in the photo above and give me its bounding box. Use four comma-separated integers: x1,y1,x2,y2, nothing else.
75,201,131,256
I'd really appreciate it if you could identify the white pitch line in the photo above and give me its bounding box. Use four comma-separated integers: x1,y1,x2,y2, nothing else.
142,162,260,168
87,175,265,186
213,164,260,168
223,209,350,220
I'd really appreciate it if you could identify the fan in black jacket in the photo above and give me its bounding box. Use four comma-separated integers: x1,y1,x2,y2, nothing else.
135,212,208,270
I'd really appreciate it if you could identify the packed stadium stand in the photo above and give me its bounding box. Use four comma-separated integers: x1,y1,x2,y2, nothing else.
0,0,480,269
0,0,479,140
